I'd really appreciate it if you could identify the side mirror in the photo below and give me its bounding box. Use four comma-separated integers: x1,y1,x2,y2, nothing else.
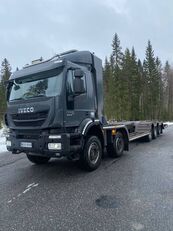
74,69,84,78
73,78,85,95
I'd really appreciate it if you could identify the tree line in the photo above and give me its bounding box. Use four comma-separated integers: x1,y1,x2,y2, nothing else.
103,33,173,121
0,33,173,125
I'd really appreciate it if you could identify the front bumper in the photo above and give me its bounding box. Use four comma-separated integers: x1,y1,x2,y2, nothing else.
6,130,81,158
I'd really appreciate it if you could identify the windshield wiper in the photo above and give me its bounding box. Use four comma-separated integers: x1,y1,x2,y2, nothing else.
10,97,24,101
27,94,45,99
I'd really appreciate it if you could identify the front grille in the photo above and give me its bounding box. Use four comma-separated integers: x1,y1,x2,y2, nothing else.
11,110,48,127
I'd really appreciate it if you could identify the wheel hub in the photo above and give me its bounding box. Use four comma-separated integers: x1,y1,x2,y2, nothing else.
116,137,123,152
88,142,99,164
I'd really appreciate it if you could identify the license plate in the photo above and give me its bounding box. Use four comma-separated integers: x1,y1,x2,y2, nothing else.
20,142,32,148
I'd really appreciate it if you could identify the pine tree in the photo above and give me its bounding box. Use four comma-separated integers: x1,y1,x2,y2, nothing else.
112,33,123,69
130,47,141,120
103,57,113,118
143,41,159,119
137,59,144,119
121,48,131,120
0,58,12,122
155,57,163,120
164,61,173,120
111,33,123,120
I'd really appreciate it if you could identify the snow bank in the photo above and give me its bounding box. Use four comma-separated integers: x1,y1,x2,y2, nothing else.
0,126,7,153
165,122,173,126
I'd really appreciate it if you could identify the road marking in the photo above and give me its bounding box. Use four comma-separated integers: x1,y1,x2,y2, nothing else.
7,182,39,204
23,188,32,194
27,183,35,188
22,182,39,194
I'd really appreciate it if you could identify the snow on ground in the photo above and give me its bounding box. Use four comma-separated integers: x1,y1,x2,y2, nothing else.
0,127,7,153
165,122,173,126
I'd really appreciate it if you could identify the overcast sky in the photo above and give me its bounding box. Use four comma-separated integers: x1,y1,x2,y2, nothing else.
0,0,173,70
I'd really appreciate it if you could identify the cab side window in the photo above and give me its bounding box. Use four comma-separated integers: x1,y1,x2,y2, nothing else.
66,69,87,110
66,70,74,110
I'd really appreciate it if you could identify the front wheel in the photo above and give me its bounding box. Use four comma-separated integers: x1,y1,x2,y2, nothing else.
79,136,102,171
26,154,50,165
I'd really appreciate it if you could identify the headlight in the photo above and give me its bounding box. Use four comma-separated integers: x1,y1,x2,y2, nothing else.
48,143,61,150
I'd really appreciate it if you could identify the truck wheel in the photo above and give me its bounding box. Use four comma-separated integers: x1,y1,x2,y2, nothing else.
152,126,157,139
80,136,102,171
157,125,161,136
107,132,124,158
26,154,50,164
160,125,163,134
145,129,152,142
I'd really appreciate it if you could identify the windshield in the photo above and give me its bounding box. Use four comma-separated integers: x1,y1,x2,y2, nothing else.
9,72,63,101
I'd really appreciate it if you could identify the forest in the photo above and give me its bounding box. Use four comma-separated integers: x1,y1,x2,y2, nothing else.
103,33,173,121
0,33,173,125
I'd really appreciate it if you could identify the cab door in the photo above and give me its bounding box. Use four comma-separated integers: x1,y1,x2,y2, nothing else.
65,69,94,128
65,69,86,127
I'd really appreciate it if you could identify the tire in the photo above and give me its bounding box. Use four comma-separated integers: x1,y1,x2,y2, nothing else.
160,125,163,134
26,154,50,164
152,126,157,139
79,136,102,171
157,125,161,136
145,129,152,142
107,131,124,158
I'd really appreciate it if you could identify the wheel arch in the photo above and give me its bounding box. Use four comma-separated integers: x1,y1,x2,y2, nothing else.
82,122,104,149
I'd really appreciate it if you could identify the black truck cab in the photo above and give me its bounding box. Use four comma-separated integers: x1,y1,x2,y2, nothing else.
5,51,107,170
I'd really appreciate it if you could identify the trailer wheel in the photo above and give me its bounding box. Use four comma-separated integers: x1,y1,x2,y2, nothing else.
79,136,102,171
160,125,163,134
26,154,50,164
107,131,124,158
157,125,161,136
152,126,157,139
145,129,152,142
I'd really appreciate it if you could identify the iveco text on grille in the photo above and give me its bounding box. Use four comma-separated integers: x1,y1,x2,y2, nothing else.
18,107,34,114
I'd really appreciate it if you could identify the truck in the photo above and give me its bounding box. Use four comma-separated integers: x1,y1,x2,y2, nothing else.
5,50,164,171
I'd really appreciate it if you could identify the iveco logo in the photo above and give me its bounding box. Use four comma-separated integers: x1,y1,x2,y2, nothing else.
18,107,34,114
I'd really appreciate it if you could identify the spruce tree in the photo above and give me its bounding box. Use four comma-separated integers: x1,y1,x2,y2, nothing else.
103,57,113,119
121,48,131,120
156,57,163,120
111,33,123,120
143,41,158,119
164,61,173,120
137,59,145,119
0,58,12,122
130,47,141,120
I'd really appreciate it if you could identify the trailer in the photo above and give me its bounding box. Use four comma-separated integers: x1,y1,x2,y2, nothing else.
5,50,165,171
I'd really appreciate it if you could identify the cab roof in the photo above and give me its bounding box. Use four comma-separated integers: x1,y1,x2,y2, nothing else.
10,51,99,80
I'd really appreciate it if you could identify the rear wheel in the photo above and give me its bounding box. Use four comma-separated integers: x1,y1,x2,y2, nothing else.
145,129,152,142
107,131,124,158
160,125,163,134
26,154,50,164
152,126,157,139
157,125,161,136
79,136,102,171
